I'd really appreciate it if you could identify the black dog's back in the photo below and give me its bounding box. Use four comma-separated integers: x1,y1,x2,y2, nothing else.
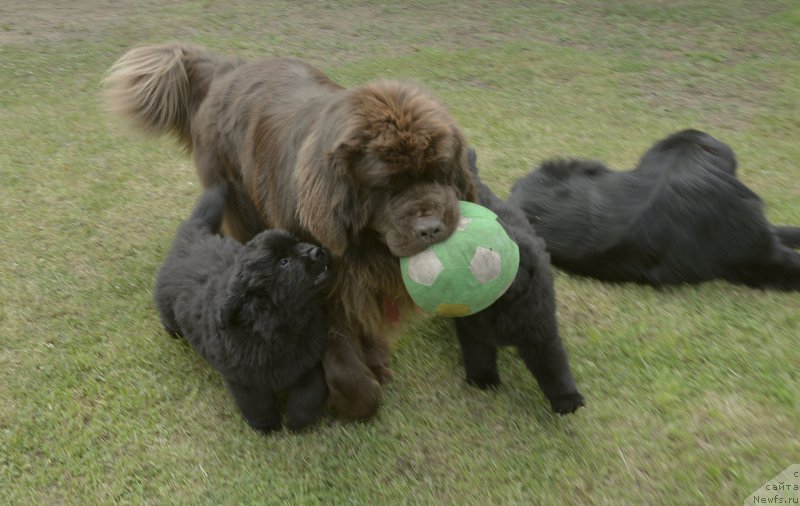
509,129,800,290
454,149,584,415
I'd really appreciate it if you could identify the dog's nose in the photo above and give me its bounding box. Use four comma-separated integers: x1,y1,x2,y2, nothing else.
414,215,444,242
300,244,329,263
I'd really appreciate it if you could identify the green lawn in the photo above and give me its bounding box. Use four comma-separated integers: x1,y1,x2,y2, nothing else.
2,1,798,503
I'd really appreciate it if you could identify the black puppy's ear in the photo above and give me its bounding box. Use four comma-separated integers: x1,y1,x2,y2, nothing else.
467,147,478,170
451,138,477,202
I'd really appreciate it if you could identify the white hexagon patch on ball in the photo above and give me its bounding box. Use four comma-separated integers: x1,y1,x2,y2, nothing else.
470,246,502,284
406,249,444,286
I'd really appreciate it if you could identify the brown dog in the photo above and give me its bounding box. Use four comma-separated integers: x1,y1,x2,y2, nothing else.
105,44,475,420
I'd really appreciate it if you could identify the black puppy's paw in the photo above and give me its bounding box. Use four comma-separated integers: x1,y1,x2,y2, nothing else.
466,372,501,390
550,392,585,415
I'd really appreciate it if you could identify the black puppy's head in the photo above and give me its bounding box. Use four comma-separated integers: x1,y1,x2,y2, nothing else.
218,230,330,328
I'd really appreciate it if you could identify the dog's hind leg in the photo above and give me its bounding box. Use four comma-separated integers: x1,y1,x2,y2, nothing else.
283,365,328,432
774,226,800,249
225,380,281,434
514,314,585,415
731,241,800,291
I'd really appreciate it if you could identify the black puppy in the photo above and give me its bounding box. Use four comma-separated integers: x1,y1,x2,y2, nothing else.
454,149,585,415
154,183,331,434
509,129,800,290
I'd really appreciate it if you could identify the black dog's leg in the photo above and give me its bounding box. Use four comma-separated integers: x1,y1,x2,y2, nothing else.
774,226,800,249
454,321,500,389
515,316,585,415
736,242,800,291
284,365,328,432
768,245,800,290
225,380,281,434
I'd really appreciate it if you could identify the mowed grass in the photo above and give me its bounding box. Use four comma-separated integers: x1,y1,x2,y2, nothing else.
1,1,799,503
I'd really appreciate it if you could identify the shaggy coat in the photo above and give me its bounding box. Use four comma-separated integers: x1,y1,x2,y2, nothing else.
106,44,475,420
509,129,800,289
457,149,584,414
154,184,331,433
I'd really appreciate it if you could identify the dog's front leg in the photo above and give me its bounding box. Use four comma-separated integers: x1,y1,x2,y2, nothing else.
322,328,382,421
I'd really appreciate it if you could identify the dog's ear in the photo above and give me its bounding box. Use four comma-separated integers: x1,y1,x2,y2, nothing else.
451,133,477,202
467,147,478,174
296,118,365,257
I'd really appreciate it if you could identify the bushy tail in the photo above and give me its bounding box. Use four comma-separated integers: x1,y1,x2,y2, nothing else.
103,43,240,149
189,183,229,234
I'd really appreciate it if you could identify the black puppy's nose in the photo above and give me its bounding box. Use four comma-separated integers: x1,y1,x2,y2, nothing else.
414,215,444,241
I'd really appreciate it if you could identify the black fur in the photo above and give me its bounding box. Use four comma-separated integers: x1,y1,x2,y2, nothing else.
454,149,585,415
508,129,800,289
154,184,332,433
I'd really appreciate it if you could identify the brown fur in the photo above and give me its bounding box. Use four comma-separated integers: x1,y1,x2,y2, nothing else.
105,44,475,420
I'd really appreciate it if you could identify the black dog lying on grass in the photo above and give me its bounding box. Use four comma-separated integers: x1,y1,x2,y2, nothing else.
154,183,331,434
509,129,800,290
454,149,585,415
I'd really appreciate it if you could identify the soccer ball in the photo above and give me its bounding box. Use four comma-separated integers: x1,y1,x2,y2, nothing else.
400,201,520,317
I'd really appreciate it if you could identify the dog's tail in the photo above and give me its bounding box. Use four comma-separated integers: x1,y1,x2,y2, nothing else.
103,43,241,149
188,183,229,234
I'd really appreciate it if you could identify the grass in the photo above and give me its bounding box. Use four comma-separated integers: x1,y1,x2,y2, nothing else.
1,1,799,503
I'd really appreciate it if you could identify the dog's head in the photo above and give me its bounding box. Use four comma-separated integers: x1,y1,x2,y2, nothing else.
295,80,475,258
218,230,330,328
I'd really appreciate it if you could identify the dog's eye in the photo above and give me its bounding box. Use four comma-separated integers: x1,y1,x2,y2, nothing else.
279,258,291,268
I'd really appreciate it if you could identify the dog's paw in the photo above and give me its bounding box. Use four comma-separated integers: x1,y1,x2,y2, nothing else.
549,392,585,415
370,364,394,385
466,372,501,390
326,376,382,422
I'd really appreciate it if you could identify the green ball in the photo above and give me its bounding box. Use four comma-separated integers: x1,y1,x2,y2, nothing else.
400,201,520,317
